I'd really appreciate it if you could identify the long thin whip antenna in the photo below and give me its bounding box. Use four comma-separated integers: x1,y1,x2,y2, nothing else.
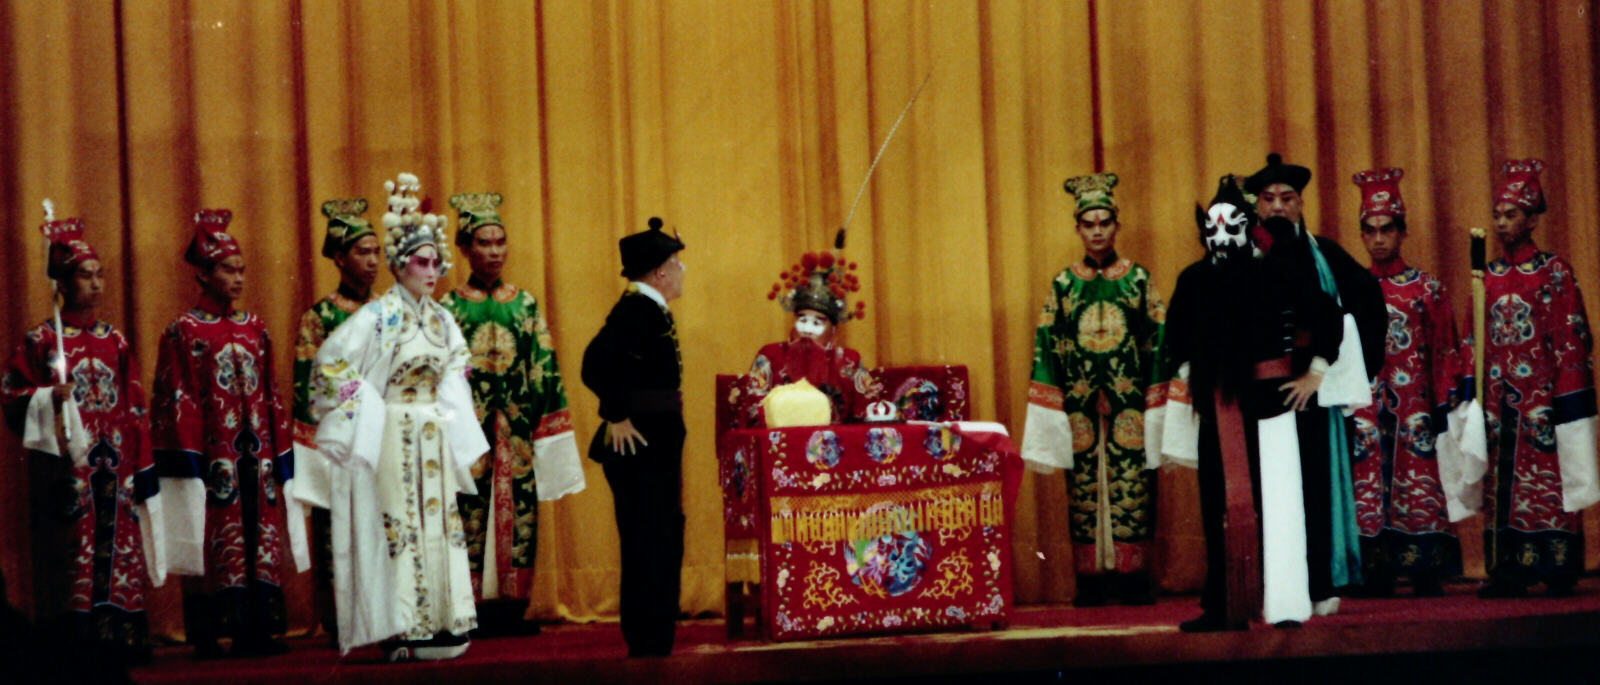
838,73,932,240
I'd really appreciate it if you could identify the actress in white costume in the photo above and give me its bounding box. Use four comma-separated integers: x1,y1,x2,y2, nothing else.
306,174,488,660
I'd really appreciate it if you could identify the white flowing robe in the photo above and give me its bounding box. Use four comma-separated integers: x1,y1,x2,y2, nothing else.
303,286,489,652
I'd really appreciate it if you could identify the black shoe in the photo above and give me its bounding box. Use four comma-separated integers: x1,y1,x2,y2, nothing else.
1477,580,1528,599
1073,575,1108,608
230,636,291,657
192,640,226,660
1119,573,1156,606
1411,575,1445,597
1272,620,1303,629
628,646,673,658
1545,581,1577,598
1360,577,1396,598
1179,613,1244,633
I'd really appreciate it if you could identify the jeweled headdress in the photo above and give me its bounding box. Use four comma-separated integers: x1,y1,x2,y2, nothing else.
39,200,98,280
1353,167,1406,222
449,192,504,246
185,208,241,268
769,230,864,324
320,197,375,259
1063,172,1119,219
1494,158,1546,215
381,172,453,275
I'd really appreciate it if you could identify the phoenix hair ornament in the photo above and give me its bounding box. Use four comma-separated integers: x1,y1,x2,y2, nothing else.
769,73,931,324
381,172,453,275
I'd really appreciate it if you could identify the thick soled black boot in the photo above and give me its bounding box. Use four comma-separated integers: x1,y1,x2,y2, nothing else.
1179,613,1244,633
1477,577,1528,599
1119,573,1156,606
1073,574,1108,608
1411,573,1445,597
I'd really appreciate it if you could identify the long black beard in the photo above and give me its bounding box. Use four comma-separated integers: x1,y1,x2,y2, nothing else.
1195,257,1259,402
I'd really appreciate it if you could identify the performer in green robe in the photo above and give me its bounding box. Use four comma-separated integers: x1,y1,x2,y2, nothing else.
439,192,584,632
291,198,380,642
1021,172,1169,606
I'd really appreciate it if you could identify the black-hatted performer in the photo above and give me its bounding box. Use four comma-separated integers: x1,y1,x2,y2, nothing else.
1245,153,1386,617
582,216,688,658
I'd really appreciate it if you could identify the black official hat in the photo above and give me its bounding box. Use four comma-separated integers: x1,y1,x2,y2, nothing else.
619,216,685,279
1243,153,1312,195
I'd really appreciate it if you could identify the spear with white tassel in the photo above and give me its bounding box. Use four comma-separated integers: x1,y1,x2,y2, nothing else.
42,198,71,442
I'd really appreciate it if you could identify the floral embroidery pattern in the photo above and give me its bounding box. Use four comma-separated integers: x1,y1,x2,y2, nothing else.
806,430,843,470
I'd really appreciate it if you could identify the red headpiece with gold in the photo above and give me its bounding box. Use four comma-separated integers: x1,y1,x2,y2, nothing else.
1352,167,1406,222
768,236,865,324
39,202,98,280
185,208,242,268
1494,158,1546,215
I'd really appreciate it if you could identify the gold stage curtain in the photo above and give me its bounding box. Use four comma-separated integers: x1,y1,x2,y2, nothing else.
2,0,1597,639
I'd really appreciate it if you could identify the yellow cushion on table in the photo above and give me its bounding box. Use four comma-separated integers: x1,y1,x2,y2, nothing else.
761,379,832,427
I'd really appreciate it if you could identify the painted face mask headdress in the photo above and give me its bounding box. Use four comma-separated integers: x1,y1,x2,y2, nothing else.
1195,174,1256,264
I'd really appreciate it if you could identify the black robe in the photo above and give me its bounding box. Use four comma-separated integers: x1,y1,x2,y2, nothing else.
1263,220,1387,601
1166,254,1344,618
580,289,685,656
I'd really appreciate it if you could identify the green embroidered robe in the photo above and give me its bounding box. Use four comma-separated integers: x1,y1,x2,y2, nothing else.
1021,254,1169,575
440,277,581,601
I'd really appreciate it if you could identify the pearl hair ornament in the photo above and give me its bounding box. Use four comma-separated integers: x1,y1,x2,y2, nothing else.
380,172,453,275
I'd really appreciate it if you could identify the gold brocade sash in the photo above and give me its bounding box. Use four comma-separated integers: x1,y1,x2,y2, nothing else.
769,481,1004,545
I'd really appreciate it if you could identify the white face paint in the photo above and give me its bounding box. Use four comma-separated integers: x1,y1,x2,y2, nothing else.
1203,202,1250,261
794,310,831,340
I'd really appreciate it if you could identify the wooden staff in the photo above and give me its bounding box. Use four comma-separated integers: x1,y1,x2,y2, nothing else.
1470,226,1487,567
1470,228,1486,404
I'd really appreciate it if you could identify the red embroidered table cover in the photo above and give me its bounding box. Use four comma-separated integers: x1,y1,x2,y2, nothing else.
721,422,1019,640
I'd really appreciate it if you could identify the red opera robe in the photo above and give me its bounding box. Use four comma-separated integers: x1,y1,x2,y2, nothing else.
1350,260,1468,579
1477,242,1600,584
1,309,165,645
736,335,883,427
150,298,306,635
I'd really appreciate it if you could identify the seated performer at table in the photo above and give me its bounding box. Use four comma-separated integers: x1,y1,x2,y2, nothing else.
738,238,883,428
307,173,488,661
1166,177,1343,631
1,204,164,664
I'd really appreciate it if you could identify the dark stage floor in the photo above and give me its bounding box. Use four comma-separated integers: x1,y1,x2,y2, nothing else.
129,578,1600,685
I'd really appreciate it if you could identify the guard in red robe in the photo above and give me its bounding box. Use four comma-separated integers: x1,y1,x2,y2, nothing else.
1349,168,1468,596
151,210,302,657
1,211,163,664
1478,160,1599,598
